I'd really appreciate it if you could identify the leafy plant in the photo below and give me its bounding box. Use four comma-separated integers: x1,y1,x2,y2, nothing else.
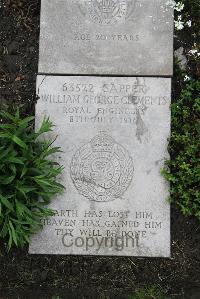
128,285,168,299
0,109,64,249
162,80,200,219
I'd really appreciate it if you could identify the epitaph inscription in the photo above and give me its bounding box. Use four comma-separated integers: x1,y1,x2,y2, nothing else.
38,0,173,75
29,75,171,257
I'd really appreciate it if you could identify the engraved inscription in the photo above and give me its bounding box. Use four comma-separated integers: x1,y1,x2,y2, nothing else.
30,76,171,256
70,132,134,202
73,32,139,42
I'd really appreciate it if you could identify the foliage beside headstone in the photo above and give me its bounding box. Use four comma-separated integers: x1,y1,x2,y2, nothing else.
128,285,168,299
0,109,64,249
162,80,200,219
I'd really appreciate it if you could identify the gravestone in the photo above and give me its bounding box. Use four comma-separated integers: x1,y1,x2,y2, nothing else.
29,75,171,256
30,0,173,257
38,0,173,76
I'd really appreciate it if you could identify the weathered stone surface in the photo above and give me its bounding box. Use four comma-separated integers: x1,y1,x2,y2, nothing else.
29,75,171,256
38,0,173,76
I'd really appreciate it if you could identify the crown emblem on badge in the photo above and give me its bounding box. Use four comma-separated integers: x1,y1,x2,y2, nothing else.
96,0,118,14
90,133,114,153
82,0,136,26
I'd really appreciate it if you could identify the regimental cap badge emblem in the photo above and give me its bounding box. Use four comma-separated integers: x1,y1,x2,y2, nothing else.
70,132,134,202
79,0,137,26
86,0,127,25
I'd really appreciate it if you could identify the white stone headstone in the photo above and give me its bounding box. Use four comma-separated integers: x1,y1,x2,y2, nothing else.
29,75,171,257
38,0,173,76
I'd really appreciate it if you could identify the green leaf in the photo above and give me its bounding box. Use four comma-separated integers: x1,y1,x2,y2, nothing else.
34,178,53,187
1,175,15,185
42,146,62,157
12,135,28,149
0,111,16,122
6,157,24,165
20,166,28,178
9,220,18,246
19,116,35,127
0,195,14,212
17,185,36,194
0,132,11,138
0,146,12,160
0,124,15,130
15,200,25,216
36,117,54,136
8,228,13,250
0,220,8,237
24,235,30,243
9,164,16,175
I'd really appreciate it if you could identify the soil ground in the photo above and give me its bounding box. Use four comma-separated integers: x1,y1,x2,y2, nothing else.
0,1,200,298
